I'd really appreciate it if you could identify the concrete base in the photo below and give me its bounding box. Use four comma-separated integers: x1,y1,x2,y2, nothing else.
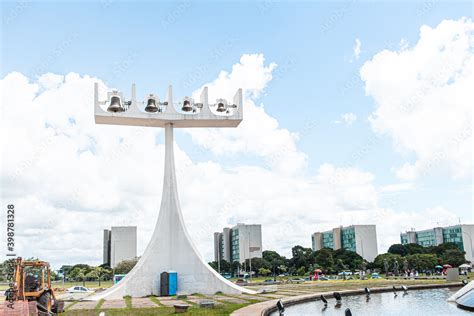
89,124,254,300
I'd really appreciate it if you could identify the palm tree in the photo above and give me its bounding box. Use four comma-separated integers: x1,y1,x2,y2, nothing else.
76,269,86,287
94,267,111,286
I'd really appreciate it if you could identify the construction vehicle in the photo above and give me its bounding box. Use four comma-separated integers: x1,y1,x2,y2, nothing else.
2,258,64,315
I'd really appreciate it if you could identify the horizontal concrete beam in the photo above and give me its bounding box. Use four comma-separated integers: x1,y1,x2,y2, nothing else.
94,83,243,128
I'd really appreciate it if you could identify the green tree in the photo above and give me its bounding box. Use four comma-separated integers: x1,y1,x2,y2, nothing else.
94,267,112,286
231,261,241,277
404,243,426,255
208,261,218,271
333,248,363,271
244,257,271,275
263,250,287,275
209,260,234,274
296,266,306,276
114,258,138,274
373,253,402,271
405,254,437,271
441,249,466,267
431,242,462,256
335,259,348,272
258,268,271,276
314,248,334,273
388,244,408,256
86,269,98,282
220,260,232,273
76,269,87,286
289,246,314,273
277,265,287,274
59,265,73,280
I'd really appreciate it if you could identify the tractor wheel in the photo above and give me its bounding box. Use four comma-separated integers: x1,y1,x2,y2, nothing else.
37,292,52,314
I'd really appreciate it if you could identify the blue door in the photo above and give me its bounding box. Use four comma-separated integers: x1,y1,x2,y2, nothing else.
168,271,177,295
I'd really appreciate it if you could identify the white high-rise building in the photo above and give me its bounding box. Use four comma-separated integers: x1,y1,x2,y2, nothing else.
103,226,137,268
311,225,378,262
214,223,262,263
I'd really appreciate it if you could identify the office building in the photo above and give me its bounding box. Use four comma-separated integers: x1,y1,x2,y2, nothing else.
311,225,378,261
400,224,474,262
214,223,262,263
103,226,137,268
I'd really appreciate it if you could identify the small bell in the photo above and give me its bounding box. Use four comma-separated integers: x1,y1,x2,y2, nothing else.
107,95,124,113
145,95,159,113
182,97,193,112
216,98,227,112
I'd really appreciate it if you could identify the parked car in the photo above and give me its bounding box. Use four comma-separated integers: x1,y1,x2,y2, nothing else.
263,279,275,284
67,286,93,293
338,271,353,276
371,273,381,279
318,276,329,281
235,278,248,285
289,278,305,283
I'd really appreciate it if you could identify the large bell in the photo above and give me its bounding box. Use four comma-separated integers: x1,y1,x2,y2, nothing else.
145,97,159,113
216,99,227,112
182,97,193,112
107,96,124,113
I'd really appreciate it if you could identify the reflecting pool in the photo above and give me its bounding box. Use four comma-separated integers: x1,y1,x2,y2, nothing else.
271,288,469,316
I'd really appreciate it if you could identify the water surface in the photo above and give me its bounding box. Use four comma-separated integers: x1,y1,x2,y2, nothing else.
271,288,468,316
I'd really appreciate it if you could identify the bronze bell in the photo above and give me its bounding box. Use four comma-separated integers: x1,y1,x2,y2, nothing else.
145,97,159,113
182,97,193,112
107,96,124,113
216,101,226,112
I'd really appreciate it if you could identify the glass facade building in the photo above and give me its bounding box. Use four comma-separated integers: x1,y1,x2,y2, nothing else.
416,230,437,247
322,232,334,248
400,225,474,262
443,226,464,251
341,226,356,252
311,225,378,261
214,223,262,265
231,228,240,262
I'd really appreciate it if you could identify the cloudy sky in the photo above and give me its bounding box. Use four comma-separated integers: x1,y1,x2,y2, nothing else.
1,1,472,269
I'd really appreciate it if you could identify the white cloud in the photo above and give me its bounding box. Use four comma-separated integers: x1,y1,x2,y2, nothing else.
360,18,473,180
0,53,466,268
334,112,357,126
380,182,416,193
188,54,308,176
352,38,362,61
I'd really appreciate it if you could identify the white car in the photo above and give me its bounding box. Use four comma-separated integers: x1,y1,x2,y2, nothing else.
67,286,93,293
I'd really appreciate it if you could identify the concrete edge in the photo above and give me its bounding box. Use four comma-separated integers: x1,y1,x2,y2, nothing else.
231,282,463,316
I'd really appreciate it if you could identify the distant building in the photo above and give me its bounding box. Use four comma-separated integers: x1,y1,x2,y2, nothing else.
400,224,474,262
214,223,262,263
311,225,378,261
103,230,111,266
103,226,137,268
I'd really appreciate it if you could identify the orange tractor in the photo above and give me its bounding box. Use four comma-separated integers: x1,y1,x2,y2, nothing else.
2,258,64,315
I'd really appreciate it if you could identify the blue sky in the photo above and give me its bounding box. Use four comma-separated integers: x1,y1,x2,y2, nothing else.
1,1,472,265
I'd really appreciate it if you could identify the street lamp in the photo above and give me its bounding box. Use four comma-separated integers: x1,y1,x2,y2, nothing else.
90,83,254,300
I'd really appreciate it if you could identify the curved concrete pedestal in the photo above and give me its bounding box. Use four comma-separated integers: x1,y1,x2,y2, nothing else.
89,124,254,300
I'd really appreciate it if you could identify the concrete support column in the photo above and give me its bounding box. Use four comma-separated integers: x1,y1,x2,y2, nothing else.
88,124,254,300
